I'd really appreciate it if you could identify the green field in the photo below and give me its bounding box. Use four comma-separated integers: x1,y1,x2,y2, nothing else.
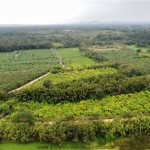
127,45,150,52
0,49,60,91
0,139,120,150
0,48,96,91
90,44,123,52
0,142,86,150
53,42,64,48
58,48,97,68
1,136,150,150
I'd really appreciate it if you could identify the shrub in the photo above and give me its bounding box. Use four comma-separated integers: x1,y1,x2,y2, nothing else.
0,104,10,117
43,80,52,88
136,49,142,53
13,107,36,125
0,90,7,101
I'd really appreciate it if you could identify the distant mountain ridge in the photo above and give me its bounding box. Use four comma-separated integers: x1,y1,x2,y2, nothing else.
1,21,150,26
75,20,150,25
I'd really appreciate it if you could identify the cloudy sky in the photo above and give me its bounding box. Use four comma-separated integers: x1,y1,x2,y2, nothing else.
0,0,150,24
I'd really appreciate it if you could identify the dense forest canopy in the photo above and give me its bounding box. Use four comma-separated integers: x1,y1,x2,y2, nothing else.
1,24,150,52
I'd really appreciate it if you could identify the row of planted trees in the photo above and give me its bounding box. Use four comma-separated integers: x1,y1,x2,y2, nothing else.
79,47,108,62
14,73,150,104
1,110,150,144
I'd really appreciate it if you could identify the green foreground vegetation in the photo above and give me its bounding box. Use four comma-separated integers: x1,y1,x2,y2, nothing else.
5,90,150,122
1,135,150,150
1,25,150,149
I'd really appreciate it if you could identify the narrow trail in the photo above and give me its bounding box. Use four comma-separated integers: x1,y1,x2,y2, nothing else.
14,51,20,60
42,116,149,125
8,72,50,93
65,56,84,67
53,49,65,68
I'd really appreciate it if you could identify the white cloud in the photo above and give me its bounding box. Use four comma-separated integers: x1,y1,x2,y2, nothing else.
0,0,150,24
0,0,86,24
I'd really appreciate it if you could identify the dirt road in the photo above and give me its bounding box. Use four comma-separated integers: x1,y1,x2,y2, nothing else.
8,72,50,93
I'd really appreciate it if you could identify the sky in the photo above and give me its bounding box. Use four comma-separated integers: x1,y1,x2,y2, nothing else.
0,0,150,24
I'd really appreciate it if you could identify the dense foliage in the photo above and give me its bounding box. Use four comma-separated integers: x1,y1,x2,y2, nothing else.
80,47,108,62
7,90,150,121
0,26,80,52
1,117,150,144
15,73,150,103
27,67,117,88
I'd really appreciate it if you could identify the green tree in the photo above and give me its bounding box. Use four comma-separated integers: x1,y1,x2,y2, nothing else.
136,49,142,53
0,90,7,101
13,107,36,125
43,80,52,88
0,104,10,118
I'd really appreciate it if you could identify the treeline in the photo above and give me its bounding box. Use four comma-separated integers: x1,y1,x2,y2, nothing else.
1,26,150,52
13,73,150,103
125,30,150,47
0,42,55,52
95,29,150,47
1,117,150,144
79,47,108,62
0,32,80,52
96,33,123,41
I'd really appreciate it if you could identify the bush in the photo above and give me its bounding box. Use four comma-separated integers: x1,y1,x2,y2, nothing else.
0,104,10,117
136,49,142,53
106,130,116,142
43,80,52,88
0,90,7,101
147,49,150,53
13,107,36,125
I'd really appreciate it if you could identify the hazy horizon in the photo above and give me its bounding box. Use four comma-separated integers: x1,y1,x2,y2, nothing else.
0,0,150,25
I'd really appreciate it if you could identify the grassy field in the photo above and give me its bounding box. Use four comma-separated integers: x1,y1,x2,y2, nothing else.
126,45,150,52
0,139,121,150
53,42,64,48
58,48,97,68
0,142,86,150
90,44,123,52
1,136,150,150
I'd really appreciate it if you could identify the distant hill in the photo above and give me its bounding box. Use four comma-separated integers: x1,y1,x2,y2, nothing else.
75,21,150,25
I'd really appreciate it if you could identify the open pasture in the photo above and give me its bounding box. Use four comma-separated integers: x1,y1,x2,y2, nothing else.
89,43,123,52
127,45,150,52
58,48,97,68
